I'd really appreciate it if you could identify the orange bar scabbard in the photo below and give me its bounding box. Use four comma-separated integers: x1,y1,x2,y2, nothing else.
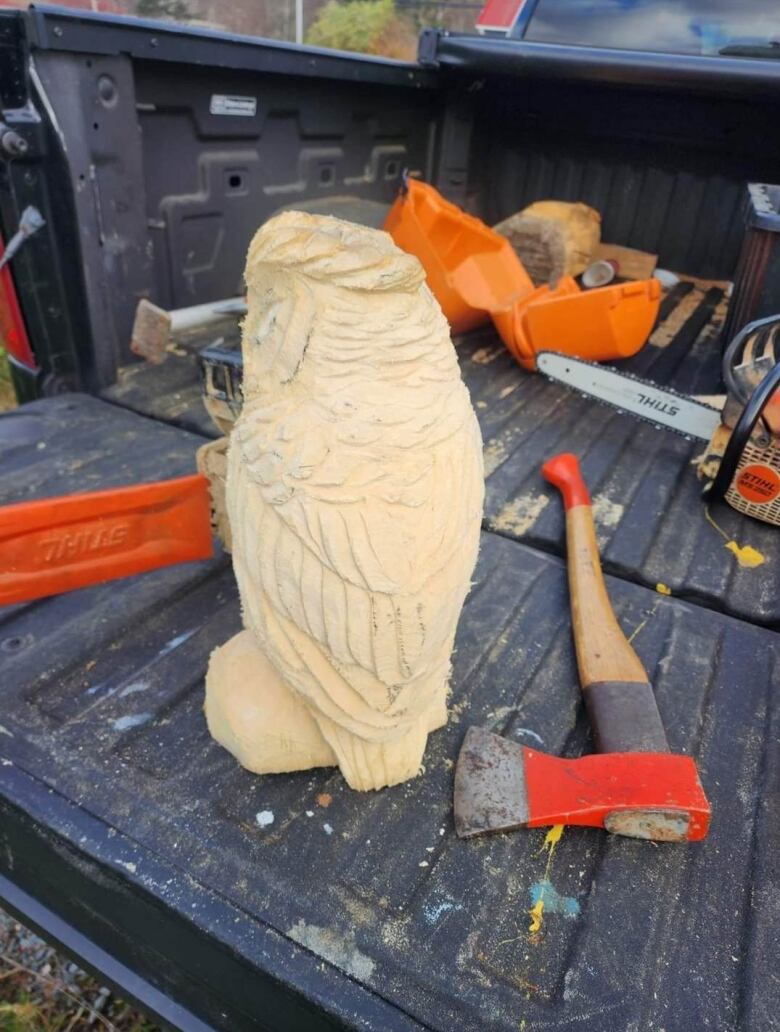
385,180,661,370
0,474,214,606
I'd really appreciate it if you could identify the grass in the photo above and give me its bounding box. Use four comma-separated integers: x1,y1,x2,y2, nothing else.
0,345,18,412
1,909,161,1031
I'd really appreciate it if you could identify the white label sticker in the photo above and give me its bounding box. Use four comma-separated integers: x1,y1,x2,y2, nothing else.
209,94,257,117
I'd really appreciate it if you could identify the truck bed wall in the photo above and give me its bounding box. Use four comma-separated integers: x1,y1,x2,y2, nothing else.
4,7,780,393
463,75,780,280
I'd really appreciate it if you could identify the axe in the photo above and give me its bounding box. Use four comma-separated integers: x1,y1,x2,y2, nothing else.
454,453,711,843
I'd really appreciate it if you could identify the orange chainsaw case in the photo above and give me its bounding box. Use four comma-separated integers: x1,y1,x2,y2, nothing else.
385,179,660,369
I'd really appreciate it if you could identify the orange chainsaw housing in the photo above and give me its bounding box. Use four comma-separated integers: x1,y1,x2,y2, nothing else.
385,179,661,369
0,474,214,606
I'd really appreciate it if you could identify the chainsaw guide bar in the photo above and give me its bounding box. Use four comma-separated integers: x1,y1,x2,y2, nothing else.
537,351,722,442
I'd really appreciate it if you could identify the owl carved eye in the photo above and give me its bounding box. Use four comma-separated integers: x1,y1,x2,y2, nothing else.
245,277,316,383
254,294,285,346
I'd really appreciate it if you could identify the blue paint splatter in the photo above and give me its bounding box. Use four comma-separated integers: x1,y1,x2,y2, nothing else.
119,681,149,698
423,898,463,924
529,880,580,918
113,713,152,732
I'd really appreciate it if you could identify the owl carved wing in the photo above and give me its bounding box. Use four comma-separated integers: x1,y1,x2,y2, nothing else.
230,387,483,736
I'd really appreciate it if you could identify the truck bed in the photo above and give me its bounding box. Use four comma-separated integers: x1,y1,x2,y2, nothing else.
101,275,780,624
2,287,779,1031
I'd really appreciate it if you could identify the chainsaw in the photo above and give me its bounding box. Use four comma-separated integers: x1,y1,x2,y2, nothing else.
538,315,780,527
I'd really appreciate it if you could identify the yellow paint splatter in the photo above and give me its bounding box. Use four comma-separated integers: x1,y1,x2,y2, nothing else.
542,823,564,853
628,598,662,644
528,899,544,934
725,541,766,568
655,582,672,595
705,508,766,569
528,824,565,933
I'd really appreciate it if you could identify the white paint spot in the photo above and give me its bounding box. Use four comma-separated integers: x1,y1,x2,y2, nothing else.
516,727,544,746
112,713,152,731
256,810,275,828
323,823,334,835
287,920,375,980
119,681,149,698
119,861,137,873
305,810,314,817
439,827,445,836
159,628,198,656
1,759,12,766
0,725,14,737
419,861,429,868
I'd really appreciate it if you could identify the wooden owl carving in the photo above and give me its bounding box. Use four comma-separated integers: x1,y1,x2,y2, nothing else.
205,211,484,790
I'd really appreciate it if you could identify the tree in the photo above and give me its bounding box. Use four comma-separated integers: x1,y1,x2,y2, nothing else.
136,0,193,19
306,0,417,59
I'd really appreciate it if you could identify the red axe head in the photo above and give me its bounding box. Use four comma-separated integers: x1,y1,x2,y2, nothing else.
454,728,711,842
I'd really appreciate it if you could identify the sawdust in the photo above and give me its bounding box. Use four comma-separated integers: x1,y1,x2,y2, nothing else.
483,437,508,477
650,288,704,348
287,920,375,980
491,494,549,537
499,384,518,399
656,583,672,595
591,496,624,530
472,345,503,365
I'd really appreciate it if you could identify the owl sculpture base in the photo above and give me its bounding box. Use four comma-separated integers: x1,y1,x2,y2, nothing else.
205,212,484,791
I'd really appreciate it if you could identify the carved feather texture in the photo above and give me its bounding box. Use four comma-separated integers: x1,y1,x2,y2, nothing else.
227,212,484,780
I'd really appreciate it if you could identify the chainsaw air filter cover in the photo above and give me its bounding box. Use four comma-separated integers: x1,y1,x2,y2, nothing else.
723,439,780,525
712,354,780,527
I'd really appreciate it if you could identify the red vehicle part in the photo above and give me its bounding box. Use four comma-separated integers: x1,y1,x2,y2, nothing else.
476,0,528,34
0,232,36,371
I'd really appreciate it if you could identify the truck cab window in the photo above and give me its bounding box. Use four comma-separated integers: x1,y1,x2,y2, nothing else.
524,0,780,57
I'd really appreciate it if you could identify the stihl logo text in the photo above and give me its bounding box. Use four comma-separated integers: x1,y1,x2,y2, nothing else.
39,523,130,563
636,393,679,417
735,464,780,504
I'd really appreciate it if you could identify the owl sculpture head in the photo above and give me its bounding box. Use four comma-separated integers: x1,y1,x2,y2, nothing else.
240,210,439,396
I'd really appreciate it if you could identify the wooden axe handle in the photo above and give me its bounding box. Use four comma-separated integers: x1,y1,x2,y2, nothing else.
543,454,669,753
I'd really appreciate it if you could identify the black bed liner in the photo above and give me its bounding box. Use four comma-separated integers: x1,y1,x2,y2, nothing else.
1,310,779,1029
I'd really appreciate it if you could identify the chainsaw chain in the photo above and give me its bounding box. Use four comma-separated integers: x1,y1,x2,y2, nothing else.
537,353,720,442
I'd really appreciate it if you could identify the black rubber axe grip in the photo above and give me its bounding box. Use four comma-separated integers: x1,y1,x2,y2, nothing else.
584,681,670,753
